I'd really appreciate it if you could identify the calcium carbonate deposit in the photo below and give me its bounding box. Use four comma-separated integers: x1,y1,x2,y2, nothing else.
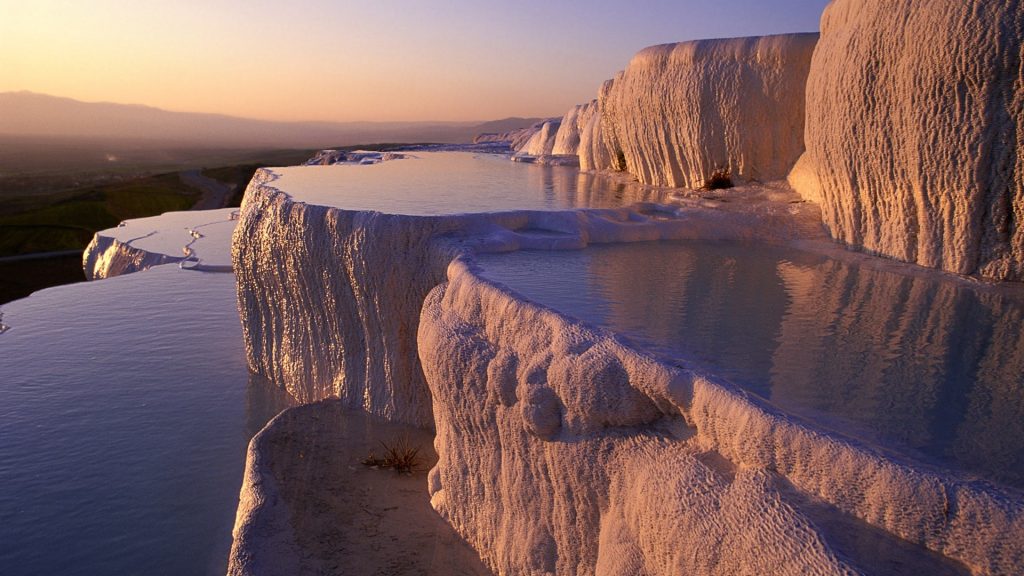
421,259,1016,575
590,34,817,188
229,151,1022,575
83,208,238,279
792,0,1024,280
28,1,1022,574
222,2,1024,573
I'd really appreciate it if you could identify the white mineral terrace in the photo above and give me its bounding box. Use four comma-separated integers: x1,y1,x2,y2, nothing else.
83,208,238,279
228,151,1022,575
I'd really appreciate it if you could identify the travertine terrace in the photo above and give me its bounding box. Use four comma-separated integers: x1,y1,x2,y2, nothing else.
227,156,1023,574
589,34,818,188
83,208,237,279
791,0,1024,280
223,1,1024,574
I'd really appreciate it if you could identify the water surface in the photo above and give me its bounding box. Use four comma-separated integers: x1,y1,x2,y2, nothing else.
476,241,1024,489
0,266,292,575
272,151,663,214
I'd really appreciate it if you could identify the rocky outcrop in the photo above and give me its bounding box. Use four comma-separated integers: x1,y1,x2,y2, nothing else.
231,157,1024,573
578,86,615,173
590,34,818,188
793,0,1024,281
514,119,561,157
83,234,182,280
419,258,1024,575
232,170,454,425
551,102,594,156
303,149,406,166
231,168,718,427
229,400,490,576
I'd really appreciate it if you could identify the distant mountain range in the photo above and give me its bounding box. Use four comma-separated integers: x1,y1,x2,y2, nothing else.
0,92,545,149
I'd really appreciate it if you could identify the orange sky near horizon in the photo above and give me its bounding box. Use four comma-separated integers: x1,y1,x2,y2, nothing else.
1,0,829,123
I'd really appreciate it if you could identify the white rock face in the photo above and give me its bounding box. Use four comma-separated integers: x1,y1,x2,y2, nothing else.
592,34,817,188
551,102,592,156
792,0,1024,281
231,156,1023,574
232,171,453,423
304,149,405,166
232,167,714,426
515,119,562,157
229,159,846,428
419,258,1024,575
578,87,615,173
83,208,237,279
228,400,489,576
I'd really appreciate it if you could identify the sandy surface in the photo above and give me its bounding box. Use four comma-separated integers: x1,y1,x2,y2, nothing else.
253,400,492,576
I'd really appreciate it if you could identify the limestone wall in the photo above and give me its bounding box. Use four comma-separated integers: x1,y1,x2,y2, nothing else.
418,259,1024,575
83,234,181,280
231,169,712,427
551,102,596,156
231,170,455,425
577,93,613,172
592,34,818,188
793,0,1024,280
515,119,562,157
419,260,857,575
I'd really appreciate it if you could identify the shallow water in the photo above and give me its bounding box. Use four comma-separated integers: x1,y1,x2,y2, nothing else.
475,240,1024,489
271,151,663,214
0,266,293,576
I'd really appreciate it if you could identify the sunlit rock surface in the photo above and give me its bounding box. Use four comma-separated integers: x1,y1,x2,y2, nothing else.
83,208,237,279
420,259,1021,575
231,156,721,427
578,88,615,173
228,400,490,576
793,0,1024,280
551,102,593,156
589,33,817,188
230,151,1023,574
515,119,562,159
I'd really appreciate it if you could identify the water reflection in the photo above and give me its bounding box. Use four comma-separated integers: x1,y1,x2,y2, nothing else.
0,266,295,575
271,152,668,215
475,241,1024,488
771,258,1024,487
246,372,297,440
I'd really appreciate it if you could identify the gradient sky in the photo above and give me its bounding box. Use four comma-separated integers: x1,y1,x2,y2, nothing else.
1,0,831,122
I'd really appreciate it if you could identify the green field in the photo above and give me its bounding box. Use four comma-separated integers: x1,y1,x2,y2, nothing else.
0,146,322,258
0,173,200,256
0,142,415,304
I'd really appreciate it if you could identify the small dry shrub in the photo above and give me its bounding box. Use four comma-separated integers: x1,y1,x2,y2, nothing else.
362,436,422,474
702,168,734,190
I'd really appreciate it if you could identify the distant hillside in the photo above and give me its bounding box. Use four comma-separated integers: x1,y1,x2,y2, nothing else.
0,92,542,149
470,117,547,135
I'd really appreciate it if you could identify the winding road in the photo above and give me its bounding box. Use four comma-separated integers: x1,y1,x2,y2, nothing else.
180,169,234,210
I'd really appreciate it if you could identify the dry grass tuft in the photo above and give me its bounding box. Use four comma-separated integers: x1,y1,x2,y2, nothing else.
362,436,422,474
702,168,734,190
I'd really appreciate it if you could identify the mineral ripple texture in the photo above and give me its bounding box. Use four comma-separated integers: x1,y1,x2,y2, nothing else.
792,0,1024,280
588,33,818,189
